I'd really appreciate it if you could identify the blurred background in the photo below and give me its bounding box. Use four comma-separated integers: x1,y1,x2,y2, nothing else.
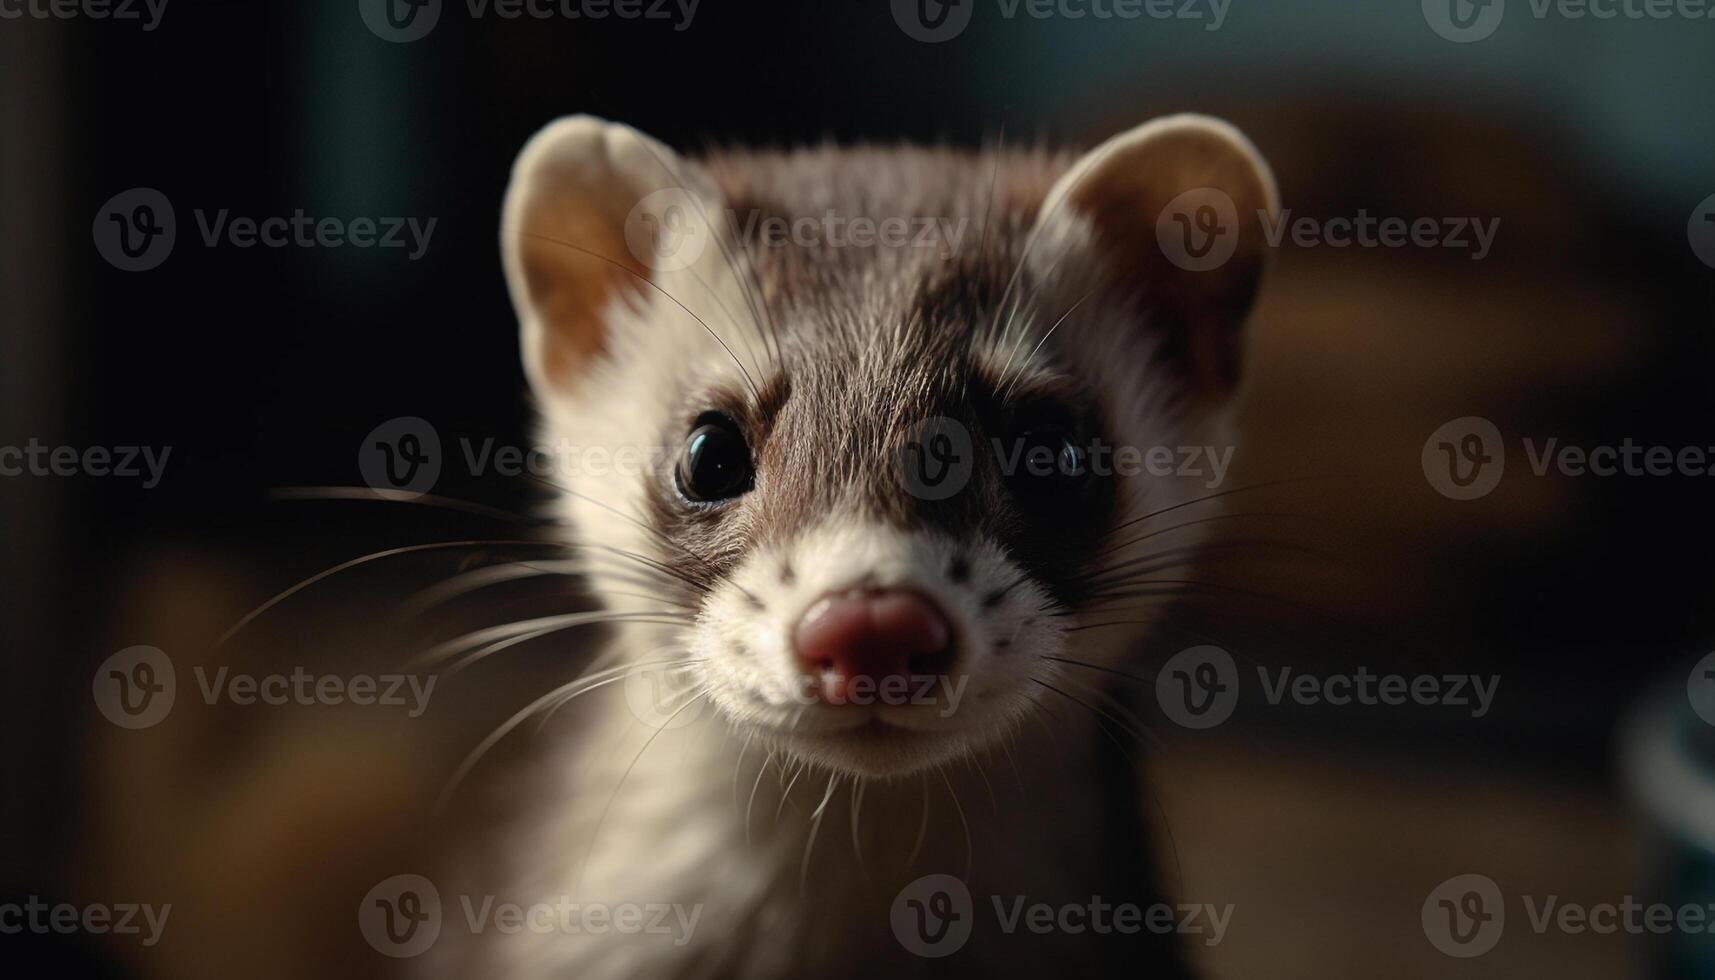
3,0,1714,977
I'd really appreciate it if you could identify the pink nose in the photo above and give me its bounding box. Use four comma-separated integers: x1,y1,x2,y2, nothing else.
793,589,954,703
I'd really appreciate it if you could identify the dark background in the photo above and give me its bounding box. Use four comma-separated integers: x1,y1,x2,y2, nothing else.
3,1,1714,977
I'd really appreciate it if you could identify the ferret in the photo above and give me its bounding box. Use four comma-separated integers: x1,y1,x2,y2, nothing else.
433,112,1277,980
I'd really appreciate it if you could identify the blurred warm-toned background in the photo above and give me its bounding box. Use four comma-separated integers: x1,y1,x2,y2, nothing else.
3,2,1714,978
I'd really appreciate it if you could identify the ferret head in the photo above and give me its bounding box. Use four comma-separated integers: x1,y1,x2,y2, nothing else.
500,115,1275,779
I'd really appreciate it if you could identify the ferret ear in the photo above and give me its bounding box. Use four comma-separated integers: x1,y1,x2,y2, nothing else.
1036,114,1278,397
501,115,720,397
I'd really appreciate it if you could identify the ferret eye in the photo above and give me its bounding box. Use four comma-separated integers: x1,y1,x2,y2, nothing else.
1009,424,1088,494
676,416,753,503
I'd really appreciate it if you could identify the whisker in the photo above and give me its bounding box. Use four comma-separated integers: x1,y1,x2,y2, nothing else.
410,610,692,669
732,729,756,820
1041,655,1158,688
745,749,775,851
267,485,532,524
800,773,840,894
849,777,868,878
1053,670,1159,740
970,123,1005,266
213,539,565,651
434,658,694,810
998,283,1101,403
509,230,764,403
575,685,714,893
1076,578,1335,621
1108,476,1355,539
643,136,782,372
966,753,998,818
937,765,973,880
1030,676,1161,754
398,559,581,619
777,762,806,823
1046,612,1263,670
439,613,692,676
527,475,759,603
986,133,1146,392
1093,510,1328,560
906,774,931,868
1080,538,1354,592
997,730,1027,795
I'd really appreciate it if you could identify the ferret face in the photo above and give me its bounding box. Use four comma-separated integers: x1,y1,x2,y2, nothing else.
502,116,1276,778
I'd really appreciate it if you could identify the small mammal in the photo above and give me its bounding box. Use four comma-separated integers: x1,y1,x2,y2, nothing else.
446,112,1277,979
